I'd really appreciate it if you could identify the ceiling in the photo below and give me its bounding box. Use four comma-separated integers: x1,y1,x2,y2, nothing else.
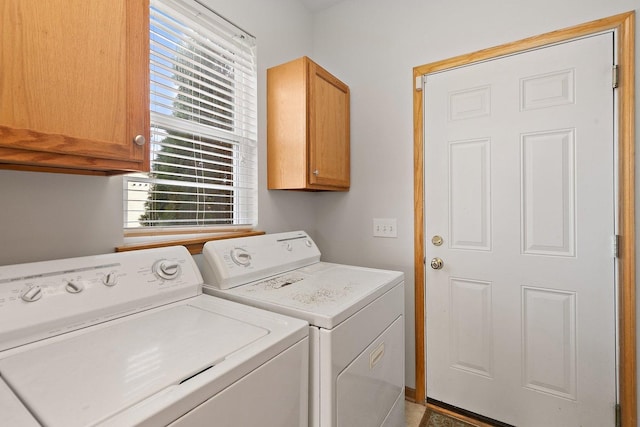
299,0,345,12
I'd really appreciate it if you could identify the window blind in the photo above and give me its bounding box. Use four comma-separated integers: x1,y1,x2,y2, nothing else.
124,0,257,229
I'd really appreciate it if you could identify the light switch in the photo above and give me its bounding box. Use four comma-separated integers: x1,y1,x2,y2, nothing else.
373,218,397,238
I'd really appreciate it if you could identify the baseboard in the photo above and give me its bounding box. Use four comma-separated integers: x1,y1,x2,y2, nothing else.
405,386,419,403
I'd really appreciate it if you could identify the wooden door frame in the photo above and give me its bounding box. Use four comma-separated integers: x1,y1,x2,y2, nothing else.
413,11,636,425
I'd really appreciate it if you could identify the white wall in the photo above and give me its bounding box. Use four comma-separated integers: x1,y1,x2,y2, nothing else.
308,0,640,392
0,170,123,264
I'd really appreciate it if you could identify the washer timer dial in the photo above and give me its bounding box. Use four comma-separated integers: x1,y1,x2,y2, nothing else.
230,248,252,267
153,260,181,280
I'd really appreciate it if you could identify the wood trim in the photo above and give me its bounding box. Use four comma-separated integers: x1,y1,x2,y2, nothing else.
405,386,419,404
0,143,145,174
115,230,266,255
124,226,255,238
126,0,150,171
414,12,635,77
0,126,136,161
413,11,636,424
0,163,109,176
413,64,426,404
617,12,637,427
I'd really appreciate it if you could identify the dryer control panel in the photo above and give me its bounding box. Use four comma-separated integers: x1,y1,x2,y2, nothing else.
201,231,321,290
0,246,202,352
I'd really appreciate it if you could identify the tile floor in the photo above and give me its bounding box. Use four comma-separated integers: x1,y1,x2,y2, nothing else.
405,400,426,427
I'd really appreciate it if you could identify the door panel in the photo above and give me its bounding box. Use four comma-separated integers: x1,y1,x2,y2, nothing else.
449,139,491,250
521,129,575,256
424,33,616,427
521,286,577,400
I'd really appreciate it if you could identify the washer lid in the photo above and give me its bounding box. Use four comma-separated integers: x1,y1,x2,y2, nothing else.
0,304,268,427
205,263,404,329
0,379,39,427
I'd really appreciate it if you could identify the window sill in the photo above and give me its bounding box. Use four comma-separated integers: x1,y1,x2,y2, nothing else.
116,230,265,255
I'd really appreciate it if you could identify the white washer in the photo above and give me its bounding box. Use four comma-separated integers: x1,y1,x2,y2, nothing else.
200,231,405,427
0,246,309,427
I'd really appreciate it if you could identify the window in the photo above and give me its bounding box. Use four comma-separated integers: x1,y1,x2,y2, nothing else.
124,0,257,231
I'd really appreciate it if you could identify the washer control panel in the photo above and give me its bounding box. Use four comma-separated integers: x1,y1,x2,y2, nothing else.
201,231,321,290
0,246,201,352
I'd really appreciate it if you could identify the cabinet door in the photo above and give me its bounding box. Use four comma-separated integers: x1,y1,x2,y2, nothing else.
308,61,350,189
0,0,149,173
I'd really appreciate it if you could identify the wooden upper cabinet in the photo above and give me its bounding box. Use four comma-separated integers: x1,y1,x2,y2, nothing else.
0,0,150,174
267,56,350,191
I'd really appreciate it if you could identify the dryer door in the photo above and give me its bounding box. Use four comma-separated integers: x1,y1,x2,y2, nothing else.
336,316,404,427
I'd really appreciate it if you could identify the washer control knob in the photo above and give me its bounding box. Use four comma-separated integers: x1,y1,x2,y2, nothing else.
305,240,313,248
65,280,84,294
154,260,181,280
102,272,118,287
285,243,293,251
21,285,43,302
230,248,251,267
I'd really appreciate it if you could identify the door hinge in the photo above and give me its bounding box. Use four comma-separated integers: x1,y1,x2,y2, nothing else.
612,64,619,89
615,403,621,427
416,75,425,91
613,234,620,258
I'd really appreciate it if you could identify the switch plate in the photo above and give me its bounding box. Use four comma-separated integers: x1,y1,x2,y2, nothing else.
373,218,397,238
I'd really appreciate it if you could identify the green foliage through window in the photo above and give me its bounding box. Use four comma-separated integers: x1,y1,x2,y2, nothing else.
124,0,257,229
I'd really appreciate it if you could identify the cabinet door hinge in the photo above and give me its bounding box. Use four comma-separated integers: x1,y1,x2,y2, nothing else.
612,64,619,89
613,234,620,258
615,403,621,427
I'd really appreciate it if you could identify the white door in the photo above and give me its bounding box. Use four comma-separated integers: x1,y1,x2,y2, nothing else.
424,33,616,427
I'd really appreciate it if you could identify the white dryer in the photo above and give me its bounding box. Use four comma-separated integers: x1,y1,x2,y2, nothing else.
0,246,309,427
200,231,405,427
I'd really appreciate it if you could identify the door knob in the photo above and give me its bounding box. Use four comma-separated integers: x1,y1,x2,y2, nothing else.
430,257,444,270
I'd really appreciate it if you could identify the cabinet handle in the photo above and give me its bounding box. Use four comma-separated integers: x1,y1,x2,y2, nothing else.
313,169,319,176
133,135,146,146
